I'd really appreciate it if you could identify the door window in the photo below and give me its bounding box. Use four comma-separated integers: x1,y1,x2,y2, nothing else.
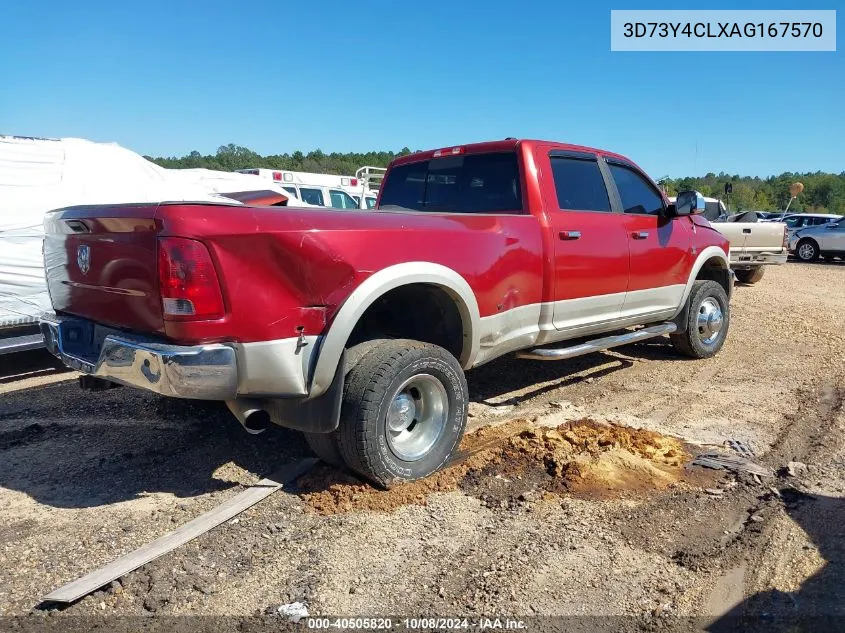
329,189,359,209
608,164,664,215
549,156,611,212
299,187,325,206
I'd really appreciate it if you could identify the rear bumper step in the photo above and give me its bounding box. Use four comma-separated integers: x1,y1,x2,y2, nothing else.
516,323,677,361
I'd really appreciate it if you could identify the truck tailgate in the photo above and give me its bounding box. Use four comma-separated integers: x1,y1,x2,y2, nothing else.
43,204,165,334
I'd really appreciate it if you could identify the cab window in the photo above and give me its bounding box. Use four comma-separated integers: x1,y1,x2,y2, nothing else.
608,163,664,215
378,152,523,214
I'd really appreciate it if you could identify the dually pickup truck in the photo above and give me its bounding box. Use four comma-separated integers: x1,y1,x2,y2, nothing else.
41,139,734,487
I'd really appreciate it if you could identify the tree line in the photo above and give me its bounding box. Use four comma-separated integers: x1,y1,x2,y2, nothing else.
661,172,845,215
148,144,412,182
147,145,845,215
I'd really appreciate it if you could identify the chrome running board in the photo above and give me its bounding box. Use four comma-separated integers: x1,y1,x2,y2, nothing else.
516,323,677,361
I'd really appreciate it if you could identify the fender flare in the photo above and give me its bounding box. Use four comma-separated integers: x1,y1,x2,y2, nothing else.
308,262,481,398
673,246,730,318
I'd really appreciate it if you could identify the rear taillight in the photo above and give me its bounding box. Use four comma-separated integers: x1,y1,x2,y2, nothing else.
782,226,789,248
158,237,225,320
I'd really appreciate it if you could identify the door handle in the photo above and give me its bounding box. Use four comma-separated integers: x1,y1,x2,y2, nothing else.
742,228,752,234
631,231,649,239
559,230,581,240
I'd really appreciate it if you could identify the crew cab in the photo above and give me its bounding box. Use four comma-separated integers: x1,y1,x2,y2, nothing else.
40,139,733,487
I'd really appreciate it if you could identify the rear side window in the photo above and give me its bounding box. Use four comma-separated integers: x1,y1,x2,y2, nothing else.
609,164,664,215
549,156,610,212
379,152,523,214
299,187,325,206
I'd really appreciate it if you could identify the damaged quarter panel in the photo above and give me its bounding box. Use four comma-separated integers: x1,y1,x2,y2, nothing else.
155,204,544,346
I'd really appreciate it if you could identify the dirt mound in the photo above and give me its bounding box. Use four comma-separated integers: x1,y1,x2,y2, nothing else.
296,420,701,515
502,421,688,497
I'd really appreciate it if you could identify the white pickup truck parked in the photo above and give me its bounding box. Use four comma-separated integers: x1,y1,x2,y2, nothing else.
670,196,788,284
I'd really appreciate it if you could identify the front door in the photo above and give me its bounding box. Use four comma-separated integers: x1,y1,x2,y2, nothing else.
541,150,631,330
604,159,691,317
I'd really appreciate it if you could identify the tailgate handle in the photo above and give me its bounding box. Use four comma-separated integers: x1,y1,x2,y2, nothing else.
743,228,752,234
559,230,581,240
631,231,649,239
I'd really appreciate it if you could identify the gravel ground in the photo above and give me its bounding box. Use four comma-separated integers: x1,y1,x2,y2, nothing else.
0,261,843,631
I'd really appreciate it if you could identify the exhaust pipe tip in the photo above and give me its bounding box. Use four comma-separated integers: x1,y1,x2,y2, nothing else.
243,410,271,434
226,400,272,435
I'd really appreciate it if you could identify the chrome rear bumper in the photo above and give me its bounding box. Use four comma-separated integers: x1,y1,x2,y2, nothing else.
40,315,238,400
729,251,788,267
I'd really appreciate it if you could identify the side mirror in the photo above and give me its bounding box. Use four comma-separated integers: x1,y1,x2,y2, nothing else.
674,190,706,216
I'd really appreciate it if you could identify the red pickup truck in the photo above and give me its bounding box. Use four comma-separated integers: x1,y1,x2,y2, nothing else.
40,139,733,487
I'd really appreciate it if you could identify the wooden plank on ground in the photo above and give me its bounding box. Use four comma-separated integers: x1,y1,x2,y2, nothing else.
42,457,318,604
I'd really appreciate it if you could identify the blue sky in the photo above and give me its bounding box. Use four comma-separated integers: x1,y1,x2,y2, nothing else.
1,0,841,177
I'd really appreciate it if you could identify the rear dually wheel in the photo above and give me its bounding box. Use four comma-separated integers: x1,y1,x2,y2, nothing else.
336,339,468,489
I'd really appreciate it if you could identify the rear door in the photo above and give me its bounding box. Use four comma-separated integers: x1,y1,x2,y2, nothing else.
604,159,691,317
539,150,630,330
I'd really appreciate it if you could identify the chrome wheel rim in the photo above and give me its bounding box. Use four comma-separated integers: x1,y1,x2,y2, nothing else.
798,243,815,260
385,374,448,461
697,297,724,346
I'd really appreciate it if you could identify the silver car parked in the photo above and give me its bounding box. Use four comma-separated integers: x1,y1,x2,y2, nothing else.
789,216,845,262
780,213,842,240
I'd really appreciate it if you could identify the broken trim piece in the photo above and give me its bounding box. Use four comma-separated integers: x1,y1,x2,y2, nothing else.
41,458,318,605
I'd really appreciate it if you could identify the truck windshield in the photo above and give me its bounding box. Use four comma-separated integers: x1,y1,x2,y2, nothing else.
379,152,523,214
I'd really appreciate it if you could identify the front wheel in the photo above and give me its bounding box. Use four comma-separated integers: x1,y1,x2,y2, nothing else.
670,280,730,359
336,339,468,488
734,267,765,284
